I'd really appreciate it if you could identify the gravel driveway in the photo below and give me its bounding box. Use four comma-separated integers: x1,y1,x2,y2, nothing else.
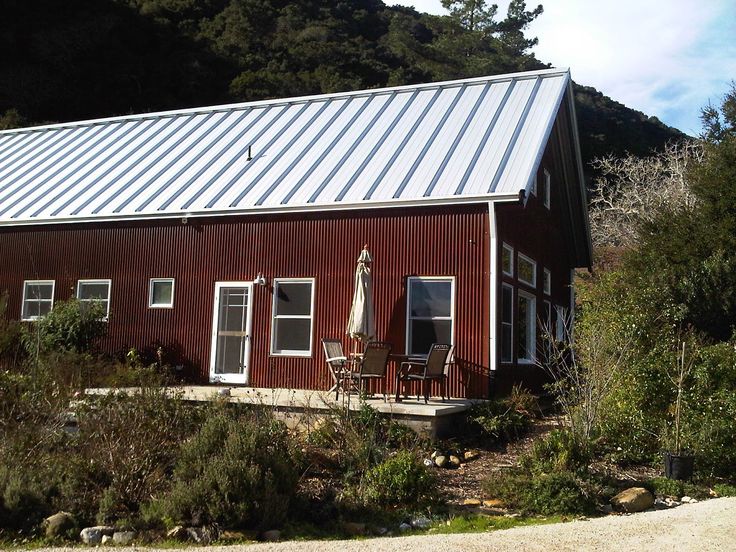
24,497,736,552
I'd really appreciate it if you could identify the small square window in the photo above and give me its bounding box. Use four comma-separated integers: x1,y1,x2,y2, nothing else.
21,280,55,320
77,279,111,320
543,269,551,295
518,253,537,288
149,278,175,308
502,243,514,277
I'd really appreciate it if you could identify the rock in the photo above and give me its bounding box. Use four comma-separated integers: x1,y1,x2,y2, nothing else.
423,458,434,467
44,512,75,539
435,455,447,468
398,523,412,532
101,535,112,545
261,529,281,542
681,496,698,504
166,526,188,541
80,526,114,545
611,487,655,513
113,531,135,545
186,526,218,544
600,504,614,514
410,517,431,529
482,499,505,508
342,522,366,536
462,498,482,506
431,450,441,459
375,527,388,535
464,450,480,461
449,455,461,467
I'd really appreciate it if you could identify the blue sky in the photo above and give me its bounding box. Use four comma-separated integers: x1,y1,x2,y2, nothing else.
388,0,736,136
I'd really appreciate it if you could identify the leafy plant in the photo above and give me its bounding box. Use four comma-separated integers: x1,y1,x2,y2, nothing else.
360,450,436,506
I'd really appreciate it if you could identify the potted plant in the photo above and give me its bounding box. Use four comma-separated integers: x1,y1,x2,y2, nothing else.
663,339,695,480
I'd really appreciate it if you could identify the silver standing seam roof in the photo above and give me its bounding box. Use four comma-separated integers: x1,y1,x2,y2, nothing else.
0,67,576,226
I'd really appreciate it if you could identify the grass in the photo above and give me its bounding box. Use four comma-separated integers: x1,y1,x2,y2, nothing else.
430,513,568,534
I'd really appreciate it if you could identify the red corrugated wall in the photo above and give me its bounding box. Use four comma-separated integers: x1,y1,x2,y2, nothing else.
0,204,491,398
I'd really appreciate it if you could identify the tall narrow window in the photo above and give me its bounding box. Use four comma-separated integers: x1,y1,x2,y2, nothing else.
543,169,551,209
543,268,551,295
556,305,568,342
517,290,536,363
501,283,513,363
407,277,454,355
518,253,537,288
271,279,314,356
21,280,55,320
149,278,175,308
77,279,111,320
502,243,514,277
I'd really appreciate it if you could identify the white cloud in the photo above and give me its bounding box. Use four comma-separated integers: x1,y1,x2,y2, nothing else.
388,0,736,134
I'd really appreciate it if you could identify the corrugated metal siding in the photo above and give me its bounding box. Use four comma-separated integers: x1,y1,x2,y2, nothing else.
0,204,491,398
0,69,569,226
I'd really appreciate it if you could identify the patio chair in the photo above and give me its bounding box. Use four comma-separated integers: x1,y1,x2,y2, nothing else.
322,338,353,400
395,343,453,404
341,341,393,401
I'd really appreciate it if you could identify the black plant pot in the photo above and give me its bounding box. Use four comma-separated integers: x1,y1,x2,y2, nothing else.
664,451,694,480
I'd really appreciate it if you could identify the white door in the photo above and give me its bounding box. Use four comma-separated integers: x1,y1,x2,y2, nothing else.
209,282,253,384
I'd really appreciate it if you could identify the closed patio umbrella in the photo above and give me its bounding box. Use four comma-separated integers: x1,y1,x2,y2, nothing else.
346,244,375,345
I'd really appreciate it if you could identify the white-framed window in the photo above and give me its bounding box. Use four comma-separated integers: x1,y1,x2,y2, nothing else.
518,253,537,288
502,243,514,277
76,279,111,320
543,268,551,295
21,280,55,320
406,276,455,355
543,168,551,209
501,283,514,363
556,305,568,342
270,278,315,356
517,290,536,363
149,278,175,308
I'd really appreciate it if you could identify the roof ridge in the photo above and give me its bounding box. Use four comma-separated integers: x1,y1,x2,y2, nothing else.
0,68,569,135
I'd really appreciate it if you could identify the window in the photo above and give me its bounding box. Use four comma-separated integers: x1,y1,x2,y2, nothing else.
543,268,551,295
149,278,175,308
518,253,537,287
21,280,55,320
517,290,536,363
543,169,551,209
501,284,513,363
556,305,568,342
77,279,111,319
407,277,454,355
271,279,314,356
502,243,514,277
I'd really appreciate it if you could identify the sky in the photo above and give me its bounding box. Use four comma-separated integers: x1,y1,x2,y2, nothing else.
388,0,736,136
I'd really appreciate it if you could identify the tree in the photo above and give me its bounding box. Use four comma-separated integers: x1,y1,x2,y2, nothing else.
440,0,497,33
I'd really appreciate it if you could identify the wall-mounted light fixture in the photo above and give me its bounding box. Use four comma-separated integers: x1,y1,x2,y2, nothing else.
253,272,267,286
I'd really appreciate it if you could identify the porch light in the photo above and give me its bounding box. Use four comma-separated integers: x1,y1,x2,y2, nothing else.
253,272,267,286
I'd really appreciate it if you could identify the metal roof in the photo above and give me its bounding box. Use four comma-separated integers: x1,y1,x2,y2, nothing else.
0,68,572,226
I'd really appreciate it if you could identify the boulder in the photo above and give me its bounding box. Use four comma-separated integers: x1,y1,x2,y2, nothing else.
80,526,114,545
101,535,112,545
434,455,448,468
482,499,505,508
611,487,654,512
410,516,431,529
449,455,462,467
398,522,412,532
43,512,75,539
342,522,366,536
113,531,135,545
261,529,281,542
462,498,481,506
166,526,188,541
464,450,480,461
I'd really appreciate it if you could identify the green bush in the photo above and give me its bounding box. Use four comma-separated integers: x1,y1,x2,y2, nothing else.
21,298,107,356
468,385,536,442
522,429,591,474
360,450,436,506
157,408,300,530
483,470,595,516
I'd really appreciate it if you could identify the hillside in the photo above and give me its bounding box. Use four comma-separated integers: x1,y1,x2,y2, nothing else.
0,0,684,172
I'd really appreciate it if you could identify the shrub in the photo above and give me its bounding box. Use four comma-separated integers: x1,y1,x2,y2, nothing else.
21,298,107,356
157,408,300,530
468,384,536,442
522,429,591,474
483,470,595,516
360,450,436,506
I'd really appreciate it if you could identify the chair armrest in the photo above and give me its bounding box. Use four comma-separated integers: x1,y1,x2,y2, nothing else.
326,356,348,363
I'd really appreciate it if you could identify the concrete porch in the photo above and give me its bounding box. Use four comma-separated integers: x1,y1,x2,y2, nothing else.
84,386,479,438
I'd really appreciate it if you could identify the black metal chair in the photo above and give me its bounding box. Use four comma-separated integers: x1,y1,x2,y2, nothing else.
341,341,392,401
395,343,453,403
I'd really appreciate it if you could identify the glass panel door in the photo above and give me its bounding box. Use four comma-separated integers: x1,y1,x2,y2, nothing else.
210,282,253,384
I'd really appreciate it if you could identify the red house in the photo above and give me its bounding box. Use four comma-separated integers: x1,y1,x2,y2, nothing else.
0,68,591,398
